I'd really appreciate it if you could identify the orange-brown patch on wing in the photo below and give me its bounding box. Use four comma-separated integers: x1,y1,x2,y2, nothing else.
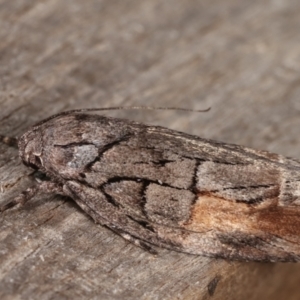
255,205,300,242
183,192,256,233
183,192,300,243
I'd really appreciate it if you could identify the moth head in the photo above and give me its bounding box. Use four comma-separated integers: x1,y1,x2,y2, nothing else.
18,129,43,170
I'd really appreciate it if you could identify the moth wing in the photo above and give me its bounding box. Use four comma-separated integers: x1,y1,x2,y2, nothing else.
65,126,300,262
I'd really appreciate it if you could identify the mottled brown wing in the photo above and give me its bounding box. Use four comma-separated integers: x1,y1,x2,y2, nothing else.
26,113,300,261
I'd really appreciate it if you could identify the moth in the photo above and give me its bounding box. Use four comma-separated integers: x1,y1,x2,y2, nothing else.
1,108,300,262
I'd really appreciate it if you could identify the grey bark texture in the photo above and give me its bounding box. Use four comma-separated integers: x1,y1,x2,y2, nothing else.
1,0,300,299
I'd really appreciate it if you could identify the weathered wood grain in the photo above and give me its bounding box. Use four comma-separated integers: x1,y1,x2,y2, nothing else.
1,0,300,299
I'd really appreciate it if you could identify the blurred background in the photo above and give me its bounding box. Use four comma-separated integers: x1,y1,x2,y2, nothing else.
1,1,300,299
1,0,300,156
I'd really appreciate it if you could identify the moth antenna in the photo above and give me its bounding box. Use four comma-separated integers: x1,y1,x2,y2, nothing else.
33,106,211,126
0,135,18,148
78,106,211,113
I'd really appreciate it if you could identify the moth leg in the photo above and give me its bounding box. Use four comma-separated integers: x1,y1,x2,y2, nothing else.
110,227,158,255
0,135,18,148
0,181,63,212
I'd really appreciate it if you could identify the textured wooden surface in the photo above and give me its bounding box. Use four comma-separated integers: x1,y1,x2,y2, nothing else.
1,1,300,299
